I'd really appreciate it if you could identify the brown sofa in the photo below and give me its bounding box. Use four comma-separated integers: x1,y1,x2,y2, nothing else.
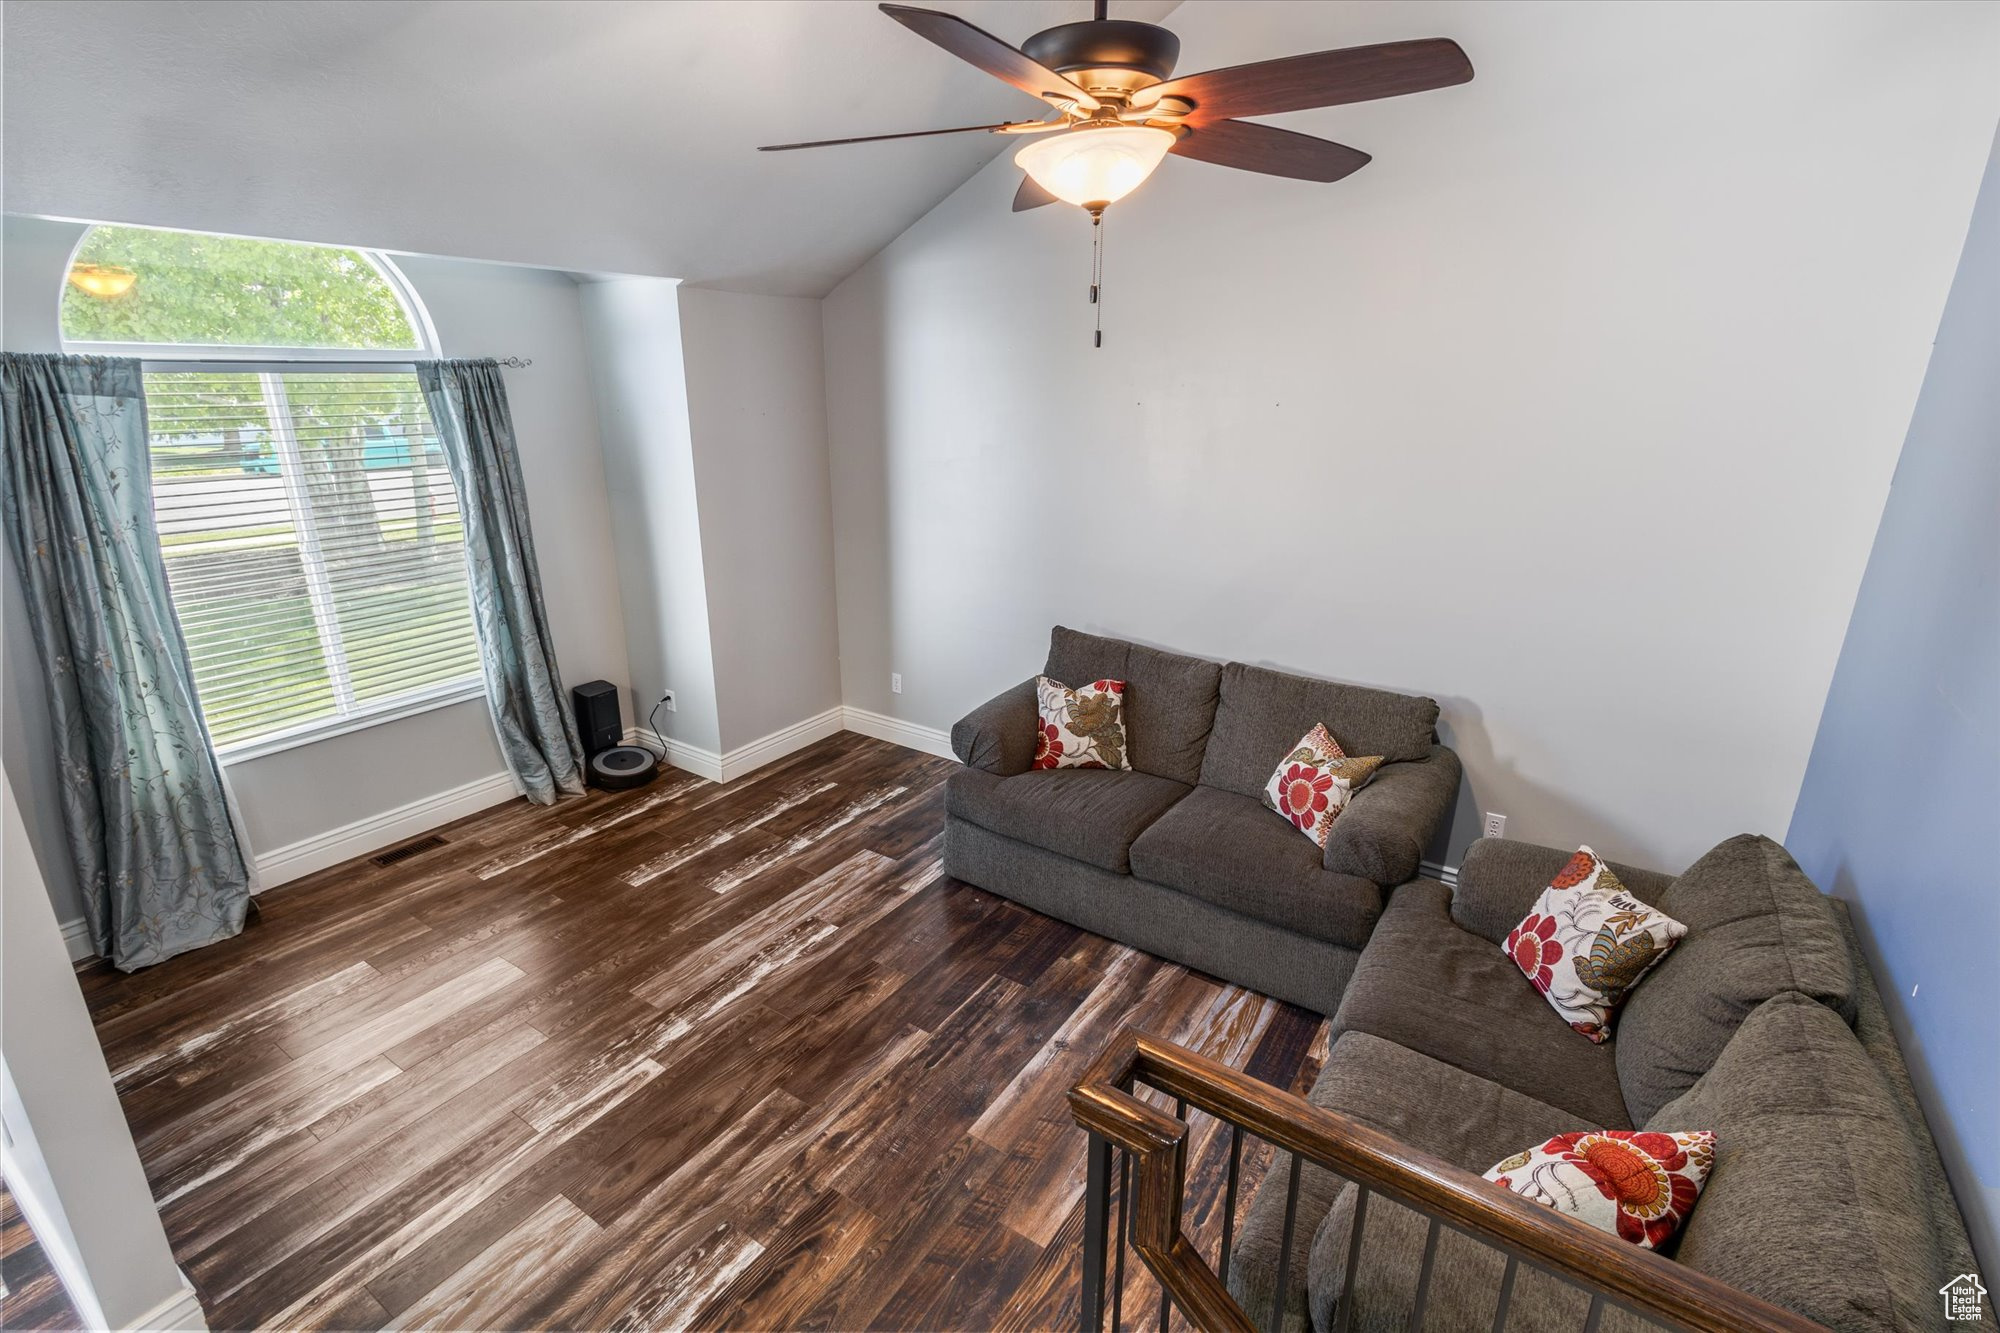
1229,835,1996,1333
945,626,1461,1015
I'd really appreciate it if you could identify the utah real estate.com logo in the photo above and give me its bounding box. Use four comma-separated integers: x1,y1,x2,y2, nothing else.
1941,1273,1987,1323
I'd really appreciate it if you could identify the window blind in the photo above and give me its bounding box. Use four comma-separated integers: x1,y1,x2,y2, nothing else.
143,369,483,749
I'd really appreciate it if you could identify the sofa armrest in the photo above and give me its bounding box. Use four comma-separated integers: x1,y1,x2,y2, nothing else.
1322,744,1461,886
950,677,1039,775
1452,838,1676,946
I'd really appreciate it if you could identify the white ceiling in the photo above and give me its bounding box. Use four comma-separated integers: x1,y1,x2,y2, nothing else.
2,0,1177,296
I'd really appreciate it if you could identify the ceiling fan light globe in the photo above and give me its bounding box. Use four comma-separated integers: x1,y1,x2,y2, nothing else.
1013,125,1174,210
67,263,137,299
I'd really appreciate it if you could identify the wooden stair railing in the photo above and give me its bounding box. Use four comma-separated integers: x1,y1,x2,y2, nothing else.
1067,1026,1827,1333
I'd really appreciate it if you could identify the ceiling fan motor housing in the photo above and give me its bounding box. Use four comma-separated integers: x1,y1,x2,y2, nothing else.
1022,20,1181,98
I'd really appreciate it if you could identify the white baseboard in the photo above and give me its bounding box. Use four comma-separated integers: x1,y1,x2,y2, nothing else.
59,916,96,964
122,1270,207,1331
633,705,866,786
720,707,846,781
840,706,955,761
53,706,860,956
253,769,523,889
57,770,524,962
627,726,722,782
53,711,1441,962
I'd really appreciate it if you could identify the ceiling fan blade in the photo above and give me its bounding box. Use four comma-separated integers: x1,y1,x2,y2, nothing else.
759,121,1044,151
880,4,1101,112
1170,119,1372,182
1143,39,1472,122
1012,174,1058,211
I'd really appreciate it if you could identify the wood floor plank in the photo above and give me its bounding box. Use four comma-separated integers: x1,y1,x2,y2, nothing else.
519,1087,823,1330
246,1054,664,1329
198,1102,541,1328
600,1220,763,1333
73,735,1329,1332
0,1182,83,1333
787,1133,1006,1332
687,1189,879,1331
381,1194,603,1332
143,962,525,1169
103,958,377,1087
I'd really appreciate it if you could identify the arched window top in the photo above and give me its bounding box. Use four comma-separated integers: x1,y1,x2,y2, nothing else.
61,225,433,358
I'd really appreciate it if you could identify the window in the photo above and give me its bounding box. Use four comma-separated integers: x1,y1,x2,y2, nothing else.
62,226,483,754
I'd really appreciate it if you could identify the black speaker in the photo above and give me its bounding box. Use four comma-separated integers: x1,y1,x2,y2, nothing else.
572,680,622,757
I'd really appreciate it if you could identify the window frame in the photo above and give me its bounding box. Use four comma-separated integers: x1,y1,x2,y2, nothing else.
58,230,440,363
136,358,488,764
59,228,485,763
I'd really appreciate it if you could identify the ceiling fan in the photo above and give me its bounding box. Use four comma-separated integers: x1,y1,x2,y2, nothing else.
760,1,1474,216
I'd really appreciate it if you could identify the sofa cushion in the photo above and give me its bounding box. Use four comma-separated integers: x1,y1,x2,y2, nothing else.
1234,1030,1601,1332
1324,1029,1606,1178
1200,662,1439,801
1335,881,1633,1128
1043,626,1222,786
1648,993,1973,1333
1615,834,1856,1125
944,766,1188,874
944,817,1361,1019
1128,785,1381,949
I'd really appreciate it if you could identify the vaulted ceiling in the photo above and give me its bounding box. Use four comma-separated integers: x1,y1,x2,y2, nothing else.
2,0,1177,295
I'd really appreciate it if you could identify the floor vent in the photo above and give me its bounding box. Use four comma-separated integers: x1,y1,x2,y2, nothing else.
371,834,448,868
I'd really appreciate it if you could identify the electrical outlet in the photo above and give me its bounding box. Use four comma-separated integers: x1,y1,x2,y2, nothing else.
891,672,902,695
1483,811,1507,839
660,690,677,713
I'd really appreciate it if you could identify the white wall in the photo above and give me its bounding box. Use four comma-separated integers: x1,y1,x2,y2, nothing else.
822,0,2000,872
2,217,630,926
576,278,725,755
679,288,842,751
3,775,200,1330
576,281,844,764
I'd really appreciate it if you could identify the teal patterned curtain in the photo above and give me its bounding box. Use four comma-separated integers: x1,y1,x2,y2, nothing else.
0,354,252,970
415,359,584,804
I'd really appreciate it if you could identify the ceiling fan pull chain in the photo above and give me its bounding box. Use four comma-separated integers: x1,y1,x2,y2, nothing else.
1091,210,1104,349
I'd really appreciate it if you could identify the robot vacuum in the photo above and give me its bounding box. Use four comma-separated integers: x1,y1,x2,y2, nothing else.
588,744,659,791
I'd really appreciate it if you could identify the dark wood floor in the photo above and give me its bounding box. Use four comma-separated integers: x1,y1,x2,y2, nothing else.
74,733,1328,1331
2,1182,84,1330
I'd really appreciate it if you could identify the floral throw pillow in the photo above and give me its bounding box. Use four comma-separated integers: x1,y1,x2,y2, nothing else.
1504,847,1687,1042
1260,723,1384,848
1484,1130,1715,1250
1033,676,1131,771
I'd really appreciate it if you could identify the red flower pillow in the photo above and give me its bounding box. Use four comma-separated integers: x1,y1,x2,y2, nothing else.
1033,676,1130,770
1503,847,1687,1042
1259,724,1383,848
1483,1130,1715,1250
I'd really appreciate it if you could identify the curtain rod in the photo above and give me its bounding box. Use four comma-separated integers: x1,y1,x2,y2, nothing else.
127,355,533,367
